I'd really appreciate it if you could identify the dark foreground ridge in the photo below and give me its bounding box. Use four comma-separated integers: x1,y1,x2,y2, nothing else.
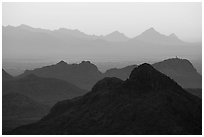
2,92,49,133
10,63,202,135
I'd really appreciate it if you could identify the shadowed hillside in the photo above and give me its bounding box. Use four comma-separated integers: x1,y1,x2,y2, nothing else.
104,58,202,89
3,69,13,81
2,69,86,133
104,65,137,80
153,58,202,88
3,73,86,105
185,88,202,98
10,63,201,135
18,58,201,91
2,92,49,133
19,61,102,90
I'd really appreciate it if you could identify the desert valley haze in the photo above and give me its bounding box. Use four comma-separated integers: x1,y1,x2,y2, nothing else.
2,2,202,135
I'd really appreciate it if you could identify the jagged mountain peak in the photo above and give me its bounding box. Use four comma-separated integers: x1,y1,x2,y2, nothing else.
56,60,68,66
10,61,202,135
127,63,181,91
92,77,123,92
133,27,184,45
103,30,129,41
129,63,161,81
79,60,98,67
147,27,156,31
79,60,95,67
79,61,101,73
142,27,160,35
168,33,182,41
133,27,165,41
80,60,91,64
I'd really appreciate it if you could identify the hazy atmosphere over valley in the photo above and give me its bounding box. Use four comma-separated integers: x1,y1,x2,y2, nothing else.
3,2,202,75
2,2,202,135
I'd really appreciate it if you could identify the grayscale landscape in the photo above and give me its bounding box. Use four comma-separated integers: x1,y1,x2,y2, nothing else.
2,2,202,135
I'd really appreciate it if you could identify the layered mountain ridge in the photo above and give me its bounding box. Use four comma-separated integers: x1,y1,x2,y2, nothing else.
3,25,201,62
2,25,186,42
2,69,87,132
19,61,102,90
10,63,202,135
18,58,201,90
3,73,86,105
133,27,184,45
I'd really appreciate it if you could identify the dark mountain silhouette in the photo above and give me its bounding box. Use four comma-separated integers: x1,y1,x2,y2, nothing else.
3,69,13,81
104,58,201,89
18,58,201,90
3,92,49,133
185,88,202,98
104,65,137,80
10,64,201,135
3,25,201,63
3,74,86,105
19,60,102,90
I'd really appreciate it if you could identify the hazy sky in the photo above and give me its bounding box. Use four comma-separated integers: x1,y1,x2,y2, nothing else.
2,2,201,42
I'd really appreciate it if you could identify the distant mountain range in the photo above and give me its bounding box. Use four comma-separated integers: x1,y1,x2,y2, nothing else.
10,63,202,135
17,58,201,90
3,25,201,61
132,27,184,45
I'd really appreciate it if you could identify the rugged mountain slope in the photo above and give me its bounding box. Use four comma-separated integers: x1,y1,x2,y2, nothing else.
3,92,49,133
3,74,86,105
104,58,202,89
185,88,202,98
104,65,137,80
3,69,13,81
153,58,202,88
17,58,201,90
10,63,201,135
19,61,102,90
